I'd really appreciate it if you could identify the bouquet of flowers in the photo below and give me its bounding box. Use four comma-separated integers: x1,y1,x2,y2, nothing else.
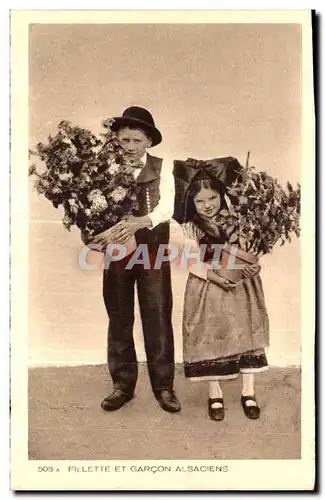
29,119,140,243
216,158,301,281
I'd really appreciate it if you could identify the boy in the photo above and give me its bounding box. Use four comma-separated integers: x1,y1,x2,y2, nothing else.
90,106,180,413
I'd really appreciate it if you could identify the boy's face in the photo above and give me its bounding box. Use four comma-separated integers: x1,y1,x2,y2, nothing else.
194,188,221,218
117,127,152,162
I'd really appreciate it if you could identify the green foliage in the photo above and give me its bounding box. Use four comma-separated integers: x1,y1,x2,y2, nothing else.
218,164,301,255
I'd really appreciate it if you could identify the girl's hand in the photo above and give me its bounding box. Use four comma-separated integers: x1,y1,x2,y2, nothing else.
207,270,237,291
242,263,261,279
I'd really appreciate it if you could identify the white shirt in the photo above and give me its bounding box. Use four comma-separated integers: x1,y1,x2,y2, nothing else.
133,153,175,229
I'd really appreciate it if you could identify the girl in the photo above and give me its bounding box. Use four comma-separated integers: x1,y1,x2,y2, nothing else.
180,173,270,421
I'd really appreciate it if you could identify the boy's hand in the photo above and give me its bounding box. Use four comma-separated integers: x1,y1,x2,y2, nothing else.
91,228,115,251
81,232,103,252
109,216,151,244
88,216,151,249
242,263,261,279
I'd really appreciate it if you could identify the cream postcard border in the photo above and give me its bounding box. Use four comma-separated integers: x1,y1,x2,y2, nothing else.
10,9,315,491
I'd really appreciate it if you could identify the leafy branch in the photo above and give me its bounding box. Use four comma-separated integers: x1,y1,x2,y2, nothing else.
217,157,301,256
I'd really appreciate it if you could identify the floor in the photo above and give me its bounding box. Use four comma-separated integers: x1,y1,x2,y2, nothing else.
28,364,301,460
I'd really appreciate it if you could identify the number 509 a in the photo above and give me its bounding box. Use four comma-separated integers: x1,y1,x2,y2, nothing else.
38,466,54,472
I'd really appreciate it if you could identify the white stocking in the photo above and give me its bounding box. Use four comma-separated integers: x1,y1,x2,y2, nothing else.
209,381,223,408
242,373,257,406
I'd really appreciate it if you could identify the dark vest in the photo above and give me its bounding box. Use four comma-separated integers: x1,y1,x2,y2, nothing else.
134,153,170,249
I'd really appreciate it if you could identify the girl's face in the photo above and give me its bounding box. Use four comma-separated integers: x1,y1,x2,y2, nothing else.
194,188,221,218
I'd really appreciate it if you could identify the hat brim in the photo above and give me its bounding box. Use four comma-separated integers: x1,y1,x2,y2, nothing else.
111,117,162,147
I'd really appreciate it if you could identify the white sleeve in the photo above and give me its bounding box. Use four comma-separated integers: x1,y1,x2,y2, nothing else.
181,221,204,241
169,221,211,280
147,158,174,229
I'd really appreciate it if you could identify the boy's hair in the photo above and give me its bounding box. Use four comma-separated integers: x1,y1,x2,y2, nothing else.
116,124,151,141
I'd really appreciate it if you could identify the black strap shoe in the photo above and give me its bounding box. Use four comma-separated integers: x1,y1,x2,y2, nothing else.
101,389,133,412
241,395,260,419
155,390,181,413
208,398,225,421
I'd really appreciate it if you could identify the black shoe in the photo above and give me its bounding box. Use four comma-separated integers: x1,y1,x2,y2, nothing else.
101,389,133,412
155,390,181,413
208,398,225,421
241,395,260,419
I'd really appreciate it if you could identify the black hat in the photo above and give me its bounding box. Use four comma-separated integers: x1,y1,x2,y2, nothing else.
111,106,162,147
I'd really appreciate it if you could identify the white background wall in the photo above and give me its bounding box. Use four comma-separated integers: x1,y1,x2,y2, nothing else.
28,23,301,366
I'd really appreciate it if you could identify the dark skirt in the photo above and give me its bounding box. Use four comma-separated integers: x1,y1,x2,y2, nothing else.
183,272,270,380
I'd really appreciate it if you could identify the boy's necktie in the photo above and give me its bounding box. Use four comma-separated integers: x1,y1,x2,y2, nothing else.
131,159,145,171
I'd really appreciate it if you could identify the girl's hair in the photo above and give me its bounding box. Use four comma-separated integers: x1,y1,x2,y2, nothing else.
185,175,227,221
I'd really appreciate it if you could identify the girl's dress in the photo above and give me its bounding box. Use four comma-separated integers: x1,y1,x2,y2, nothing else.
181,220,269,381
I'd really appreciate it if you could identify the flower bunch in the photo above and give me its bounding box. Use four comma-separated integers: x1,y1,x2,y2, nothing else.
29,119,140,240
217,163,301,256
